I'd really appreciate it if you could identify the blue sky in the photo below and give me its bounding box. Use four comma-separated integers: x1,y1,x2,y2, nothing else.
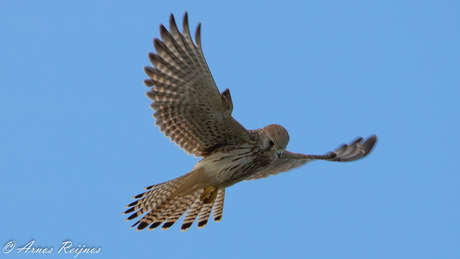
1,1,459,258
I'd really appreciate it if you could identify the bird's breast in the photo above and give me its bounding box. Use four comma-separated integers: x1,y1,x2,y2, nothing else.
192,144,276,188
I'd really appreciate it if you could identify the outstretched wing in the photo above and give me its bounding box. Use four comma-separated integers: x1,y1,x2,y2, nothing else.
144,12,250,157
246,135,377,180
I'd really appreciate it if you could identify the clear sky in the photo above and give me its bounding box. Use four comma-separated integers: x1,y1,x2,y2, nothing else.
1,1,459,258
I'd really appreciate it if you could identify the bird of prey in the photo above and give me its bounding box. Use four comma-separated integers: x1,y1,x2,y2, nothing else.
123,12,377,232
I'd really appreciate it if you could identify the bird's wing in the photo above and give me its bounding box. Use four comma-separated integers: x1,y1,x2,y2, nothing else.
144,13,251,157
246,135,377,180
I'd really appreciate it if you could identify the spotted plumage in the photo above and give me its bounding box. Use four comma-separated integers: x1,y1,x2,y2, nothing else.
123,12,377,232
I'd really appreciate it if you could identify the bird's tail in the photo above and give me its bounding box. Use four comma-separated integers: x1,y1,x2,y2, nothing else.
123,173,226,232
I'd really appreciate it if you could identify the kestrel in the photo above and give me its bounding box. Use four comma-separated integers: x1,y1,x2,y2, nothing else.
123,12,377,232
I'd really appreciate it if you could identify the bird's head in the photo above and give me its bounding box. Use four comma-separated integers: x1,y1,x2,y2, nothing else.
261,124,290,158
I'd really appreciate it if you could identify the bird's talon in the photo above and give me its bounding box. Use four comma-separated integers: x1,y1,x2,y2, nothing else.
200,186,218,204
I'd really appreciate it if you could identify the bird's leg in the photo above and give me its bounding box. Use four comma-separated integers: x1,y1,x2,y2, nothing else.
200,186,218,204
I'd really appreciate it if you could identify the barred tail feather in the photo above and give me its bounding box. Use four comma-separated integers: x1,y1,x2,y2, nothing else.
122,176,186,221
212,189,225,222
144,196,183,231
180,195,204,232
124,174,226,231
197,199,216,229
161,192,200,230
147,195,188,230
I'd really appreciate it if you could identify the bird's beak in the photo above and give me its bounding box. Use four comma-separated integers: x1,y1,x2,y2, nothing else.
276,149,283,158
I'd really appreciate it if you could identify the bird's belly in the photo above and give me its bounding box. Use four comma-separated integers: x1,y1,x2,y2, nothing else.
192,147,274,188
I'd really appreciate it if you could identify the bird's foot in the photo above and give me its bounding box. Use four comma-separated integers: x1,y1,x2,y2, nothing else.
200,186,218,204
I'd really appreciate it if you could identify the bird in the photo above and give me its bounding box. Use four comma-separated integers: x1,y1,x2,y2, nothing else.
123,12,377,232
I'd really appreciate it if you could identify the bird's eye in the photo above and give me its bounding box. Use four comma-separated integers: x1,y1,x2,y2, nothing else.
269,140,275,146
